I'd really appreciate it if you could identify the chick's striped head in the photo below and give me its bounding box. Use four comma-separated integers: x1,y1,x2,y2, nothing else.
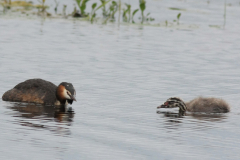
157,97,187,111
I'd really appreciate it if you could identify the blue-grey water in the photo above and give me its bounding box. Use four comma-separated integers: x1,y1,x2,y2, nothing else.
0,0,240,159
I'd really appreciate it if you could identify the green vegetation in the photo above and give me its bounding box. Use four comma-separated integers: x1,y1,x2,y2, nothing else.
36,0,47,12
103,0,118,23
90,0,111,23
177,13,181,25
122,3,139,23
169,7,186,11
54,0,59,14
0,0,186,28
209,25,221,28
172,13,181,25
1,0,33,10
75,0,89,17
139,0,145,23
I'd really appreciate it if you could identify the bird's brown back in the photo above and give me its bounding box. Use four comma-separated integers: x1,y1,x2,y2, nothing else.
186,97,230,113
2,79,58,105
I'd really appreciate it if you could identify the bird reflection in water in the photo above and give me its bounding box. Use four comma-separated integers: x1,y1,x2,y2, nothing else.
156,110,185,124
7,103,75,122
5,103,75,135
156,109,227,122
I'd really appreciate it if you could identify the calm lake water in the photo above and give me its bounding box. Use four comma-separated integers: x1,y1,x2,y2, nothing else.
0,0,240,159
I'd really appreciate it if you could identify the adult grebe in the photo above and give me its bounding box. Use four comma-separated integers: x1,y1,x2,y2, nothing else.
2,79,76,106
157,97,230,113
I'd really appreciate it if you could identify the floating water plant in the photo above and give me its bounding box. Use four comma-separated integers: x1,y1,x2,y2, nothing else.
1,0,11,10
138,0,154,23
0,0,157,25
100,0,108,17
122,3,139,23
10,1,33,8
63,4,67,17
108,1,118,19
173,13,181,25
122,3,131,22
177,13,181,25
54,0,59,14
72,5,82,17
169,7,186,11
1,0,34,10
131,7,139,23
90,0,111,23
0,0,50,15
75,0,89,17
145,12,154,22
209,25,221,28
102,1,118,23
118,0,121,25
36,0,51,16
139,0,146,23
90,2,97,19
37,0,46,12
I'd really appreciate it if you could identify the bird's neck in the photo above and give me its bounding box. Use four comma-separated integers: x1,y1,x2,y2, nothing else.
54,99,68,106
178,101,187,112
60,99,67,105
56,86,68,105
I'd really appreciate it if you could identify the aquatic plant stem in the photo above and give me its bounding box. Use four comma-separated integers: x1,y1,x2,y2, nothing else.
42,0,45,12
91,0,111,23
139,0,146,24
54,0,60,14
118,0,121,27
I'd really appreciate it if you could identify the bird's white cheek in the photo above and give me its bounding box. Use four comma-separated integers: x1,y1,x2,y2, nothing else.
63,90,71,99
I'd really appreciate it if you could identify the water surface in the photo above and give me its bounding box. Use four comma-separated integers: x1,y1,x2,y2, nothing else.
0,0,240,159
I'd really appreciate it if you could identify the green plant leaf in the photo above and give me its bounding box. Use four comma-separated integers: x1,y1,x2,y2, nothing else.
122,11,127,19
80,5,86,13
139,0,146,12
132,9,139,17
177,13,181,19
95,0,111,12
209,25,221,28
112,1,117,5
100,0,106,4
92,3,97,10
80,0,89,15
150,18,154,21
169,7,186,11
131,9,139,23
76,0,81,7
146,12,150,16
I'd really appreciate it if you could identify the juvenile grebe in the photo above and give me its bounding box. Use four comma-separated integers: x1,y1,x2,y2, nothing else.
2,79,76,106
157,97,230,113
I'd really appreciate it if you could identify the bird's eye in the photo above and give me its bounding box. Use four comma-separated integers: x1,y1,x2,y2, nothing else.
67,91,71,96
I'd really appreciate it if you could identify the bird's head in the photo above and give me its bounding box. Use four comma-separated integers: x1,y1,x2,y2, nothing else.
157,97,186,111
56,82,76,105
